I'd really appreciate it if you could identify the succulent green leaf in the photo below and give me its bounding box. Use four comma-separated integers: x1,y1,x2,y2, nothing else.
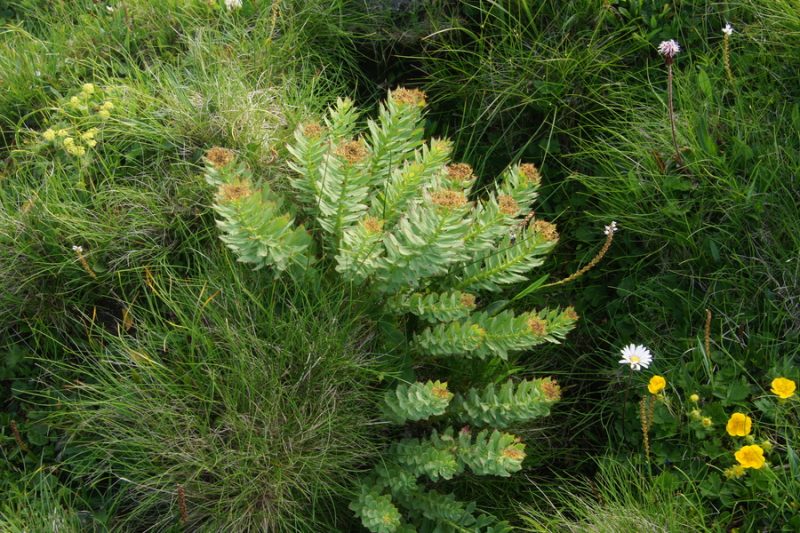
383,380,454,424
457,429,525,477
450,378,560,428
385,290,477,322
456,225,557,292
350,487,403,533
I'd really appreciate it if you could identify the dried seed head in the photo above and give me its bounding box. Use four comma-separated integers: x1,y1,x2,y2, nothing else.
470,324,487,339
531,219,558,241
563,306,579,321
446,163,475,183
431,138,453,154
498,194,519,216
459,293,476,309
527,316,548,336
206,146,236,169
430,189,468,210
217,179,252,202
391,87,427,107
336,139,368,164
540,378,562,401
362,216,384,234
303,122,324,139
431,382,452,400
502,446,526,460
519,163,541,185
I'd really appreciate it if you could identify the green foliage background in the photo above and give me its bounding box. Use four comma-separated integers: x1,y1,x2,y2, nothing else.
1,0,798,531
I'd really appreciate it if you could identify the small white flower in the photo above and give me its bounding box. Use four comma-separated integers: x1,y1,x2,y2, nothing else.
604,221,618,236
722,23,733,36
106,5,114,12
72,245,83,253
619,344,653,371
225,0,243,10
658,40,681,59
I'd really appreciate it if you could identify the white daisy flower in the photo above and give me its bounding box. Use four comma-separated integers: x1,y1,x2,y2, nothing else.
619,344,653,371
658,40,681,59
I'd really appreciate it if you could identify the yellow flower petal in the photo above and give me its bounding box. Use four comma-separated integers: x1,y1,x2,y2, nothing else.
725,412,752,437
771,377,796,399
734,444,765,469
648,375,666,395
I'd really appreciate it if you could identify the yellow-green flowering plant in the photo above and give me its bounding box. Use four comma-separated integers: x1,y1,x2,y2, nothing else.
24,83,117,190
35,83,113,159
203,88,589,532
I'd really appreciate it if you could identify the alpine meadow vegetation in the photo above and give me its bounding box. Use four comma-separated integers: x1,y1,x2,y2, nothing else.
1,0,798,531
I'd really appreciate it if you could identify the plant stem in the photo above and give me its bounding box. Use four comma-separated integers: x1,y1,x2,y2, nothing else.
723,34,735,85
667,63,683,166
621,368,632,445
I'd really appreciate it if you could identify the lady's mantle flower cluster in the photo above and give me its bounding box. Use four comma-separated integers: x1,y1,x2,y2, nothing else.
38,83,113,157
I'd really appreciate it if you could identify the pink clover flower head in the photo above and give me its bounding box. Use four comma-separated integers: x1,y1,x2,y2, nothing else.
619,344,653,371
658,40,681,59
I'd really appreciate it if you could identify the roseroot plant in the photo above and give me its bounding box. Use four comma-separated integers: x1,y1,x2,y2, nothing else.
203,88,580,532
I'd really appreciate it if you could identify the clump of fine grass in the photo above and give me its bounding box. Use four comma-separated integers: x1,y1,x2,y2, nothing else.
0,472,92,533
40,251,384,531
517,457,711,532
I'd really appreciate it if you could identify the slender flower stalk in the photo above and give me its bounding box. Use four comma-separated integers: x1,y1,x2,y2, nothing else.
10,420,28,452
722,24,735,85
658,40,683,166
639,395,655,461
177,484,189,525
704,309,712,357
72,245,97,279
544,222,617,288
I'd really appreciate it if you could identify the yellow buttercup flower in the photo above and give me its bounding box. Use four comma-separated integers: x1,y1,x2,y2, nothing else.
701,417,713,427
648,375,666,394
735,444,765,469
98,109,110,119
689,393,700,403
82,83,95,95
726,412,752,437
771,377,796,399
42,128,56,141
